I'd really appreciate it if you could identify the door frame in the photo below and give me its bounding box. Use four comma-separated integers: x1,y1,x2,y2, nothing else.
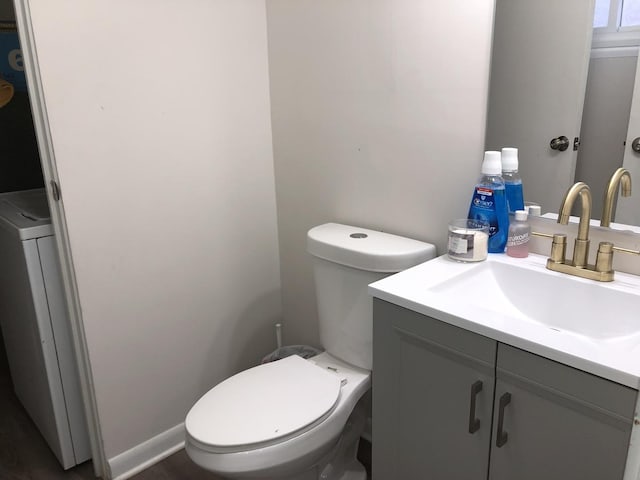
13,1,107,477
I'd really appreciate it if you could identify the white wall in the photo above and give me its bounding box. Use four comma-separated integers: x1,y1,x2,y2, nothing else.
266,0,496,346
23,0,281,468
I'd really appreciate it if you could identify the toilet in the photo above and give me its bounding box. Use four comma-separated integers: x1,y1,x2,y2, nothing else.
185,223,436,479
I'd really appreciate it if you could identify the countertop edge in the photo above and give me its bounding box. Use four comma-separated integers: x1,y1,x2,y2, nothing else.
369,258,640,391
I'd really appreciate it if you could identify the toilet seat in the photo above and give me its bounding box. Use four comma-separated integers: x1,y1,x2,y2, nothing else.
185,352,372,478
185,355,342,453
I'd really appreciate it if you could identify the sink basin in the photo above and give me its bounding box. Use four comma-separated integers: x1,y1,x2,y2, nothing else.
431,260,640,340
369,252,640,389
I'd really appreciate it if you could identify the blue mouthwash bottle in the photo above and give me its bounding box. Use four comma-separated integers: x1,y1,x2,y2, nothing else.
501,147,525,213
468,151,509,253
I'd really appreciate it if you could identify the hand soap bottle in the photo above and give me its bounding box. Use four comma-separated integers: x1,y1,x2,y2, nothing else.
502,147,525,213
468,151,509,253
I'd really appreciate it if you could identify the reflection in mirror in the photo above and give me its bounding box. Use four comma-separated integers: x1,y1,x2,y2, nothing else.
486,0,640,229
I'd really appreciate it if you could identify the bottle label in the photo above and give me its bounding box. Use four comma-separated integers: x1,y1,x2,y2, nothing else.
470,187,498,237
472,187,494,208
507,231,529,247
448,232,470,256
448,228,489,262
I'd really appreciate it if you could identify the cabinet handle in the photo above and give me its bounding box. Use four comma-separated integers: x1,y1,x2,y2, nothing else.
496,392,511,448
468,380,483,434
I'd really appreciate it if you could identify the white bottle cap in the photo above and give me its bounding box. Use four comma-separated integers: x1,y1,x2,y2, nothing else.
481,151,502,175
514,210,528,221
501,147,518,172
527,205,541,216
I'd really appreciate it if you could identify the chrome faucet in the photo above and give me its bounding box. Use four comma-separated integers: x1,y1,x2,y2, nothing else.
601,168,632,227
558,182,592,268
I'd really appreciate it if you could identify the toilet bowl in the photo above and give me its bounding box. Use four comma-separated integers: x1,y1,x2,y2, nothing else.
185,223,436,479
185,352,370,479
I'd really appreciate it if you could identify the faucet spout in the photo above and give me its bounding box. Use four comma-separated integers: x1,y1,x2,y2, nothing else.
558,182,592,267
601,168,632,227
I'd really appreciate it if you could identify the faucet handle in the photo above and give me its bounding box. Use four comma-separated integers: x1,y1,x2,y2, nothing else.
532,232,567,263
595,242,615,274
595,242,640,276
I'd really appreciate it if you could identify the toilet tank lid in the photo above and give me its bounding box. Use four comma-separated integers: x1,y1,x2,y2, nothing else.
307,223,436,273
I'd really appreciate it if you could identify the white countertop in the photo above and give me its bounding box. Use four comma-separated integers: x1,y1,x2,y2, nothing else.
369,252,640,389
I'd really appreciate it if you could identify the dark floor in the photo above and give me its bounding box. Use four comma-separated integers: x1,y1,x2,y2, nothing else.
0,335,222,479
128,450,222,480
0,337,371,480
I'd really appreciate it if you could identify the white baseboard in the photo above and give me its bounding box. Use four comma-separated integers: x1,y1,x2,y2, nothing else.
109,423,186,480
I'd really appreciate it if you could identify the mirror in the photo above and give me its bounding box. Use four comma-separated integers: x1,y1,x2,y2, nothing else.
486,0,640,230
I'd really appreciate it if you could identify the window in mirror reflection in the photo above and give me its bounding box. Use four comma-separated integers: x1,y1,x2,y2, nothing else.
596,0,640,29
594,0,611,28
621,0,640,27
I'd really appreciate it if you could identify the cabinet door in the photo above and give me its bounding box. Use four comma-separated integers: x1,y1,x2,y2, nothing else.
489,344,637,480
373,299,497,480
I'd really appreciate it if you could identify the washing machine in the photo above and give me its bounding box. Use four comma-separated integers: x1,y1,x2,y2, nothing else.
0,188,90,469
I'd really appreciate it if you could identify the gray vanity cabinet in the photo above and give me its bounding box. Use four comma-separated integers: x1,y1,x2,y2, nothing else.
372,299,497,479
373,299,638,480
489,344,636,480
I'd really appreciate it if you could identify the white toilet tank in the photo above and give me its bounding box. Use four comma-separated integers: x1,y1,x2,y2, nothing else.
307,223,436,370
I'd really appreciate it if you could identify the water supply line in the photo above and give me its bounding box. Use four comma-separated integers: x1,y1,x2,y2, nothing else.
275,323,282,349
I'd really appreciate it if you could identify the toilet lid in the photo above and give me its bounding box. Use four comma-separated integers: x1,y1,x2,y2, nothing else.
186,355,342,450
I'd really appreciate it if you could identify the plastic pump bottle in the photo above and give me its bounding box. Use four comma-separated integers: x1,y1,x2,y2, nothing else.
502,147,525,213
468,151,509,253
506,210,530,258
